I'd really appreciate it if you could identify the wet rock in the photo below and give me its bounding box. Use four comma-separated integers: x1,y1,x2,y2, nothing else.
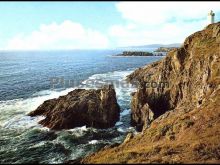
28,85,120,130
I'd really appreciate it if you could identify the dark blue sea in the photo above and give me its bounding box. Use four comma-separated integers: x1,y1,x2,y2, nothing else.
0,49,163,163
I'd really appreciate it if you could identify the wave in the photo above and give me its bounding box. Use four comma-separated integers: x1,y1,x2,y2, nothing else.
0,87,75,129
0,69,136,130
0,69,137,164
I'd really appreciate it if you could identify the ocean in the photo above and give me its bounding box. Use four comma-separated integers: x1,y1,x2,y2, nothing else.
0,49,163,163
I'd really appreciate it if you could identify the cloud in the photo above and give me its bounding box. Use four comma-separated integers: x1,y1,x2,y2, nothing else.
109,2,220,47
108,20,207,47
116,2,220,25
5,2,220,50
5,20,109,50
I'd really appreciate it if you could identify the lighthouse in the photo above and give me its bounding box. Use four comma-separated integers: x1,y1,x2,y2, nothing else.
208,10,215,24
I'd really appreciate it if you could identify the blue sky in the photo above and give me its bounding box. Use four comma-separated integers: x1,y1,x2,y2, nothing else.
0,2,122,35
0,2,219,50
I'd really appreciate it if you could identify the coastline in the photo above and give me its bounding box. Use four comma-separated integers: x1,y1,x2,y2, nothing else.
79,22,220,164
110,55,165,57
1,2,220,164
0,68,140,163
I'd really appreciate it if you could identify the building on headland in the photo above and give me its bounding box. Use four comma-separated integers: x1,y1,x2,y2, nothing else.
208,10,215,24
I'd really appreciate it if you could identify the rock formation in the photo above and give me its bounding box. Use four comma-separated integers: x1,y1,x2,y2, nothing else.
115,51,155,56
80,22,220,163
28,84,120,130
154,47,178,53
127,22,220,132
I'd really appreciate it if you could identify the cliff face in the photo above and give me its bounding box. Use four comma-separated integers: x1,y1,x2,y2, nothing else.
81,22,220,163
128,22,220,131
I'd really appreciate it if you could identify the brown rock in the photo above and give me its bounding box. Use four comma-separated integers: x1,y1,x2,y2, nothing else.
123,133,134,144
127,22,220,132
28,84,120,130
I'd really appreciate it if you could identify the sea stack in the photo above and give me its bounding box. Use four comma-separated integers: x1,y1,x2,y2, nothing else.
28,84,120,130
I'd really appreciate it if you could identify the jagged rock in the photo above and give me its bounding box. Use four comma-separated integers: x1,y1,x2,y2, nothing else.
28,84,120,130
122,133,134,144
141,104,154,129
127,22,220,132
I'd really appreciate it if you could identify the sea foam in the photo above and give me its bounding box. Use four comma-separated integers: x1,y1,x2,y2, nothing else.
0,70,135,131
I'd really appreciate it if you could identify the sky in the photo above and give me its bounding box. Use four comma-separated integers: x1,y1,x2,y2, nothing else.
0,1,220,50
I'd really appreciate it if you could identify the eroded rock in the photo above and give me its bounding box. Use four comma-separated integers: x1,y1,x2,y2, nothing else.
28,85,120,130
127,22,220,132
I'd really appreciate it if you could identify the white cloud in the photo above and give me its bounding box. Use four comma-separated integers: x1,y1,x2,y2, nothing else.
109,20,207,46
109,2,220,47
5,20,109,50
5,2,220,50
116,2,220,25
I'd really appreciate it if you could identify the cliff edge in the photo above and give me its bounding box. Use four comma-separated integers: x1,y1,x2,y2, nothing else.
81,22,220,163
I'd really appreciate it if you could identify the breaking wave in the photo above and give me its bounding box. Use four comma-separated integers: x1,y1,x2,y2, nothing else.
0,69,136,163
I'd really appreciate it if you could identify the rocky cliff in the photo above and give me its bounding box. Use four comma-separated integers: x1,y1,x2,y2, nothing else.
29,85,120,130
80,22,220,163
128,22,220,132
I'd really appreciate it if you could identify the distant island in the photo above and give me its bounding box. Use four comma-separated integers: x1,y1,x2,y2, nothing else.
114,51,164,57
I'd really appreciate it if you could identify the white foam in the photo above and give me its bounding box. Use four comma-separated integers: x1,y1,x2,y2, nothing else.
115,121,123,126
0,88,76,128
117,127,126,133
117,126,136,134
88,140,99,144
29,141,47,148
85,70,133,82
0,69,137,130
2,115,45,129
120,109,130,117
68,125,87,132
67,125,88,137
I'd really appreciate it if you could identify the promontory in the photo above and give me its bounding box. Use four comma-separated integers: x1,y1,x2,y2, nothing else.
81,22,220,164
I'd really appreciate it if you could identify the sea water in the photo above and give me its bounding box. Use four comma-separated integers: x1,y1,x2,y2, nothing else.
0,49,163,163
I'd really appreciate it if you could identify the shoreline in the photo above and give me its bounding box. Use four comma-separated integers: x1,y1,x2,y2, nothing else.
80,22,220,164
110,55,165,57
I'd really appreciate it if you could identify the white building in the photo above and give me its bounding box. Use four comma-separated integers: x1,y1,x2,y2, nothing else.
208,10,215,24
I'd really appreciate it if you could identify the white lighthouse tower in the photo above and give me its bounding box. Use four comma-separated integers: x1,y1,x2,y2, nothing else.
208,10,215,24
